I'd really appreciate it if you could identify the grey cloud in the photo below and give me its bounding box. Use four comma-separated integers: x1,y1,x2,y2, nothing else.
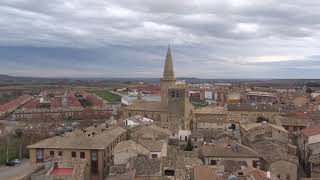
0,0,320,78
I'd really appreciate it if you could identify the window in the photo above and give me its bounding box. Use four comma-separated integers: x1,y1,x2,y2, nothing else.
171,91,175,98
238,172,244,176
71,151,76,157
176,91,179,97
164,169,175,176
58,151,63,156
36,149,44,163
92,151,97,161
50,151,54,158
151,154,158,158
80,152,85,159
210,160,217,165
277,174,281,179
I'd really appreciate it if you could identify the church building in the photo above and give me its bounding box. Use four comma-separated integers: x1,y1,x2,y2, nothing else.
122,47,194,135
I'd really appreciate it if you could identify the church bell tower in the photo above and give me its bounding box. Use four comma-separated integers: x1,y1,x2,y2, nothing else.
160,46,176,106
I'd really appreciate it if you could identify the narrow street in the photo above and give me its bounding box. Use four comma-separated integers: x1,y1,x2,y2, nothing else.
0,159,38,180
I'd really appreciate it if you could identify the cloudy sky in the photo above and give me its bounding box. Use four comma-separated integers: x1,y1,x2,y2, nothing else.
0,0,320,78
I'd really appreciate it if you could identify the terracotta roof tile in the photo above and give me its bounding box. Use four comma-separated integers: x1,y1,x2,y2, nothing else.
193,166,219,180
301,127,320,137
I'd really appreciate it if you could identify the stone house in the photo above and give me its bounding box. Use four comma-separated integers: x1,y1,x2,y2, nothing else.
240,122,289,145
194,106,237,131
296,127,320,177
112,139,167,166
250,140,298,180
200,139,261,169
275,115,307,139
226,103,280,124
27,124,127,180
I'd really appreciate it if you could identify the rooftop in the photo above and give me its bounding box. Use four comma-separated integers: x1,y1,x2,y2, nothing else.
191,129,237,140
113,140,149,155
301,126,320,137
241,122,287,133
250,140,298,163
138,139,164,152
193,166,219,180
28,125,126,150
195,106,227,115
201,139,260,158
226,103,280,112
0,95,32,112
128,155,161,177
48,168,73,176
123,101,167,112
275,115,308,127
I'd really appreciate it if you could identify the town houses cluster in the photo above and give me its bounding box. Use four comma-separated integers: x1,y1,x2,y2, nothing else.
2,47,320,180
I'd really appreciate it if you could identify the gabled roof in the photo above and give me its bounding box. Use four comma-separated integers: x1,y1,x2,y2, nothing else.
201,140,260,158
123,101,168,112
138,139,164,152
113,140,149,155
250,140,298,164
28,125,126,150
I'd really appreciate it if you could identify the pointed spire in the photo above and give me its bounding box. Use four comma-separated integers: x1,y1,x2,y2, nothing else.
162,45,175,80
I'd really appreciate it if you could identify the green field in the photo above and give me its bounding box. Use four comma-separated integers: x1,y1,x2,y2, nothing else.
94,91,122,103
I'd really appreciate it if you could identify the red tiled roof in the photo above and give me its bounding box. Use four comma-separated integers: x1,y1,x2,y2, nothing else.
301,127,320,137
67,95,81,107
249,168,267,179
86,95,103,107
0,95,32,112
49,168,73,176
50,98,62,108
136,85,160,94
294,112,310,119
22,99,39,109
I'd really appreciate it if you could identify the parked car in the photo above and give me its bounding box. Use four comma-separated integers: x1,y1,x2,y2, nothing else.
5,161,15,166
5,159,21,166
12,159,21,164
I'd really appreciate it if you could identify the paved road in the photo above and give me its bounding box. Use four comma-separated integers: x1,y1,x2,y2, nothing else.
0,159,38,180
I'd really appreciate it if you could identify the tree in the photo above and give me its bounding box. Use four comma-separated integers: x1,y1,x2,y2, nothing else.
306,87,313,94
184,138,193,151
15,128,23,138
256,116,269,123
